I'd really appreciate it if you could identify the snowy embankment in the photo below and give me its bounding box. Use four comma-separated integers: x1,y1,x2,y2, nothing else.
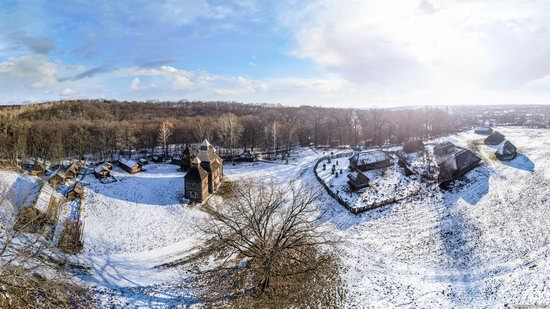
323,127,550,307
0,171,41,226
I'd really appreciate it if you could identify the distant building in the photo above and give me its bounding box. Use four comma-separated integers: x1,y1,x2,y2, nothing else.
239,150,258,162
349,149,392,172
496,140,517,161
402,140,425,153
180,145,193,172
65,162,81,179
118,158,142,174
49,170,66,187
151,155,163,163
434,141,456,155
184,157,209,202
93,163,112,179
66,184,83,200
30,162,47,176
474,126,493,134
347,171,369,191
484,131,505,145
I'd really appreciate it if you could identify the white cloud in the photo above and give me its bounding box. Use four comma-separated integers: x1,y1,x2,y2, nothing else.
130,77,141,91
0,55,57,89
60,87,76,97
279,0,550,105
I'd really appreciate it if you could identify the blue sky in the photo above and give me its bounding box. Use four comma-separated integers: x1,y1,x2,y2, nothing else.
2,0,550,106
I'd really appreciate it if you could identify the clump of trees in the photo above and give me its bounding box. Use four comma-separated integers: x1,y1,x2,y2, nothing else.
175,180,344,307
0,99,459,164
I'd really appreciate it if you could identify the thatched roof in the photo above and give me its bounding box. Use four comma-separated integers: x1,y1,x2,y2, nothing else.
351,150,390,166
434,141,456,155
484,131,505,145
496,140,517,161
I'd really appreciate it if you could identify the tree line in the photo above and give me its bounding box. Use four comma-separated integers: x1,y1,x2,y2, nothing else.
0,100,458,164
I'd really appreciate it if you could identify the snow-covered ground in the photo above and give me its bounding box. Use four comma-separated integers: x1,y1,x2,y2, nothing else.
1,127,550,307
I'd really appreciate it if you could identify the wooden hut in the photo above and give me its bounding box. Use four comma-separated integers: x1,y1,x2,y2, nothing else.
30,162,47,176
434,141,456,155
496,140,517,161
484,131,505,145
347,171,369,190
402,140,425,153
93,164,112,179
437,149,481,184
118,158,142,174
349,149,392,172
184,157,210,203
49,170,67,187
151,155,163,163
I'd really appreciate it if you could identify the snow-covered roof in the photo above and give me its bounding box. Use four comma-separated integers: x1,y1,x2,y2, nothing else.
354,150,389,165
94,164,109,173
497,140,517,156
119,158,138,168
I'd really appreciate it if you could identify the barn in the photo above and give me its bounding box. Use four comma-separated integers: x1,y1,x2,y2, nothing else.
118,158,142,174
93,163,112,179
437,149,481,184
349,149,392,172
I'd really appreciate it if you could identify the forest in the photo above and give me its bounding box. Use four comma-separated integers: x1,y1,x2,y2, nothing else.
0,100,457,163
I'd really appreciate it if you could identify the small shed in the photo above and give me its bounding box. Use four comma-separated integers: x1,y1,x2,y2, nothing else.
30,162,47,176
118,158,142,174
484,131,505,145
49,170,67,187
171,153,183,165
474,127,493,134
402,140,425,153
349,149,392,172
94,164,112,179
347,171,369,191
184,157,210,203
496,140,517,161
138,158,149,165
239,150,258,162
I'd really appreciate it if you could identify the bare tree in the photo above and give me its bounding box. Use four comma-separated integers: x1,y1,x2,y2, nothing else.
157,121,174,158
181,180,341,306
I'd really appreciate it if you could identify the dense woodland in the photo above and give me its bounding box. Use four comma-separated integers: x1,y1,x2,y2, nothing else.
0,100,457,163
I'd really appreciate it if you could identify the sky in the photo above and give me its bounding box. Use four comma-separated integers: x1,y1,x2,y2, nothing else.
2,0,550,107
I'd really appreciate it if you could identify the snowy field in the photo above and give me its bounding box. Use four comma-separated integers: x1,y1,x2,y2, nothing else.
1,127,550,307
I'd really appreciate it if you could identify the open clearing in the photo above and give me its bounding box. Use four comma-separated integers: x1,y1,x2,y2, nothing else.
1,127,550,307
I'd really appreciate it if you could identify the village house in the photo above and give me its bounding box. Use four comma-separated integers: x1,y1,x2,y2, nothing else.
30,162,47,176
402,140,425,153
118,158,142,174
347,170,369,191
93,163,112,179
484,131,505,145
66,184,83,200
496,140,517,161
349,149,392,172
49,170,67,187
184,157,210,202
65,162,81,179
474,126,493,134
436,147,481,184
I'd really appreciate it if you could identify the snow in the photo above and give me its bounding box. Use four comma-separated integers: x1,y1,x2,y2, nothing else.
2,127,550,307
0,171,41,226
